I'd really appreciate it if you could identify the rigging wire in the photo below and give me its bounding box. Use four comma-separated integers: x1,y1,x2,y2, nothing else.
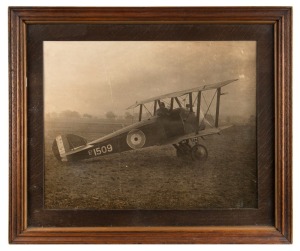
202,92,215,125
200,90,217,127
143,104,153,117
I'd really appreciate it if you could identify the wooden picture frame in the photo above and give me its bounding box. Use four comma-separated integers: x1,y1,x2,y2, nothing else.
9,7,292,244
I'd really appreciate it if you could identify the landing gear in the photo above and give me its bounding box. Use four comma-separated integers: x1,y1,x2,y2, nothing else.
191,144,208,161
175,141,192,160
173,139,208,162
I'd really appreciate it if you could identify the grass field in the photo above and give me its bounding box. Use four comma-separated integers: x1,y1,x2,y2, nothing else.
44,119,257,209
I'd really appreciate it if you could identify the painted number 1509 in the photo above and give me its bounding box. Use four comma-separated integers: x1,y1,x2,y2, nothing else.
92,144,113,156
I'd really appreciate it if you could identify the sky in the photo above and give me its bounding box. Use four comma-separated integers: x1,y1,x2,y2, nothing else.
44,41,256,118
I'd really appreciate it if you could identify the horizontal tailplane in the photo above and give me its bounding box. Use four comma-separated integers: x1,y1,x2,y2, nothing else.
52,134,87,162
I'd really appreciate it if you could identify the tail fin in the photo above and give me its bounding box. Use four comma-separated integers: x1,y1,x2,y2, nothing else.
52,134,87,162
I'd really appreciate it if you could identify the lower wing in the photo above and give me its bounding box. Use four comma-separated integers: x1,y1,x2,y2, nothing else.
163,125,232,145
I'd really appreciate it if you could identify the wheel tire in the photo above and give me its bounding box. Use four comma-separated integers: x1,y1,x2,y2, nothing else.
191,144,208,161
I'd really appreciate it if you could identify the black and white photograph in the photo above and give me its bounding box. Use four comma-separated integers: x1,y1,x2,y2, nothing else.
5,1,295,246
44,41,257,210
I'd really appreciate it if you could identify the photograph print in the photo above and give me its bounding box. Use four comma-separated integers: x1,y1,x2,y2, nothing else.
44,41,257,210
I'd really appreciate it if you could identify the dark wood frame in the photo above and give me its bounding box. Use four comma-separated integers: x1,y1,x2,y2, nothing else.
9,7,292,244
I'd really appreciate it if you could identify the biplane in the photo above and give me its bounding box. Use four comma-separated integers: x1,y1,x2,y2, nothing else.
52,79,238,162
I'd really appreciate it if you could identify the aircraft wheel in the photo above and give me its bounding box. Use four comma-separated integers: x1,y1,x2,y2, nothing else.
191,144,208,161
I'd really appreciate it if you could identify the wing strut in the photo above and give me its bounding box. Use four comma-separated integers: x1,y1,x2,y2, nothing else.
189,93,193,112
170,98,174,110
154,100,157,115
215,87,221,127
139,104,143,121
196,91,201,134
175,97,182,108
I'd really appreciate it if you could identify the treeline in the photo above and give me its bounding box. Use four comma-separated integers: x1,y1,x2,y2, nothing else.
45,110,95,119
46,110,255,125
45,110,138,122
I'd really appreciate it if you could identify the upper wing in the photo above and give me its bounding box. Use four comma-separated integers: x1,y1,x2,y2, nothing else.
163,125,232,145
127,79,238,109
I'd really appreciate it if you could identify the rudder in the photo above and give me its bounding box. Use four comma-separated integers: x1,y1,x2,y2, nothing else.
52,134,87,162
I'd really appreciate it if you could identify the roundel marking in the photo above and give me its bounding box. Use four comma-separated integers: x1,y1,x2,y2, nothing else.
126,129,146,149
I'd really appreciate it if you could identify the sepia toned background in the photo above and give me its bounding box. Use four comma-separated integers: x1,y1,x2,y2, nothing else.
44,41,256,120
44,41,257,210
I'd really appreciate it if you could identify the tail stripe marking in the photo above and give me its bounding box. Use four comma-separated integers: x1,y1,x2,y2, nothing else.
56,135,66,156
